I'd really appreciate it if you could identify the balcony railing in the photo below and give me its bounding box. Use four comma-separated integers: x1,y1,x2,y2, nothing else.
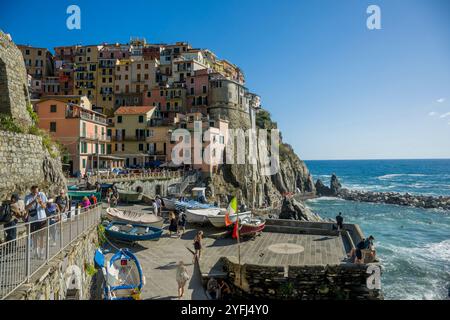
80,134,111,142
79,112,108,125
111,136,147,142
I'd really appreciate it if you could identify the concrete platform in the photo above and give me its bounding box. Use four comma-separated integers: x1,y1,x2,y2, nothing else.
106,204,350,300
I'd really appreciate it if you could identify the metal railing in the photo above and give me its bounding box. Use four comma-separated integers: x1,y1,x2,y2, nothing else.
89,170,182,183
0,205,102,300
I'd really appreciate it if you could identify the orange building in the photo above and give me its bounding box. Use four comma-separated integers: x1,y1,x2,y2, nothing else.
34,98,119,176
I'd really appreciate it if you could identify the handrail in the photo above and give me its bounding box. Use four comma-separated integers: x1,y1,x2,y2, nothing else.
0,204,101,300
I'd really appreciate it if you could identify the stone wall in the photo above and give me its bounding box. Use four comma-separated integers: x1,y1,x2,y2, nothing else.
7,224,101,300
113,176,183,198
222,258,383,300
0,31,32,128
0,131,67,201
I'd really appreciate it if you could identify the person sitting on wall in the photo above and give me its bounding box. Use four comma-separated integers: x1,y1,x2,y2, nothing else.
348,235,375,264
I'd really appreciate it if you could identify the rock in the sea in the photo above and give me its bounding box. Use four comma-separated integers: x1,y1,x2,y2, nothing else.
330,174,342,195
315,179,333,197
279,197,321,222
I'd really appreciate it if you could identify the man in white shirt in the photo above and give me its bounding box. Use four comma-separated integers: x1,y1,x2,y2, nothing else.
153,199,159,216
25,186,48,259
155,196,162,216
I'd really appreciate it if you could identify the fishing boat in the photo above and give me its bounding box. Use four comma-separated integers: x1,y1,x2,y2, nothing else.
118,190,142,203
94,248,145,300
105,221,163,243
185,208,222,224
239,217,266,236
106,208,164,228
207,211,252,228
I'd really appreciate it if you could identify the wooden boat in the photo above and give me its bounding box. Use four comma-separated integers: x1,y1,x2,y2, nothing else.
207,211,252,228
94,248,145,300
185,208,222,224
239,217,266,236
105,221,163,243
106,208,164,228
118,190,142,203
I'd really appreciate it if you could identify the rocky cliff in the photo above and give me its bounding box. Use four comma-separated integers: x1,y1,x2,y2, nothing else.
0,32,67,201
206,109,315,217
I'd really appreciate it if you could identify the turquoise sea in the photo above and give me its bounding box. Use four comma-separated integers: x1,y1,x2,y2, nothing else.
304,159,450,300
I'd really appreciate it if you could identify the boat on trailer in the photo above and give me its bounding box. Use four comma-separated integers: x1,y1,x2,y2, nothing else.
207,211,252,228
105,221,164,243
94,248,145,300
106,208,164,228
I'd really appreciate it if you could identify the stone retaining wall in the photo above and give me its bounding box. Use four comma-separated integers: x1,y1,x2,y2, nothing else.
113,176,183,198
0,131,67,201
222,257,383,300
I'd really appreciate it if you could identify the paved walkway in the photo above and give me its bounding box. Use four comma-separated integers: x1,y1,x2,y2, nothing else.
106,205,207,300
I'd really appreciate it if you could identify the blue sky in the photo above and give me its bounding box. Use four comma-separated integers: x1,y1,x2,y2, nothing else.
1,0,450,160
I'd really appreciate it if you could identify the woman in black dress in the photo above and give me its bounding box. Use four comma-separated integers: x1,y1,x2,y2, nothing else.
168,212,178,237
193,231,203,263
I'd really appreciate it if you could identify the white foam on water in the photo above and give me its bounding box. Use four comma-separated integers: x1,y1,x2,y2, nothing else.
377,174,428,180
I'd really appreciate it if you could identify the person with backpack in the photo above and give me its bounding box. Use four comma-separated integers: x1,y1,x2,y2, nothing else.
45,201,60,246
1,194,25,243
25,186,48,259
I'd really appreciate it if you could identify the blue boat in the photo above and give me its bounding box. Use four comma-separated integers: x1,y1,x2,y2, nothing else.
105,221,163,243
174,199,218,211
94,248,145,300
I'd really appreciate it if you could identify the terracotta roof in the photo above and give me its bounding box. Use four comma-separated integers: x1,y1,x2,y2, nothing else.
115,106,155,115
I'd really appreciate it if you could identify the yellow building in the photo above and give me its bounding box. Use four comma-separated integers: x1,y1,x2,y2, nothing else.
73,45,102,109
110,106,168,167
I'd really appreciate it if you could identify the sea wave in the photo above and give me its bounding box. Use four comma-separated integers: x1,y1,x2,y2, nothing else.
377,174,428,180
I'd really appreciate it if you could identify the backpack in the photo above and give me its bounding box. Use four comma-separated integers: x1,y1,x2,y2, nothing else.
0,203,12,223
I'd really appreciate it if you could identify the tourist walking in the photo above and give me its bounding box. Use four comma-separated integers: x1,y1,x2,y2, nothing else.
55,189,70,216
177,211,187,237
336,212,344,231
81,196,91,210
152,199,159,216
45,202,60,246
168,212,178,237
155,196,162,216
176,261,190,299
193,231,203,263
1,194,25,243
25,186,48,259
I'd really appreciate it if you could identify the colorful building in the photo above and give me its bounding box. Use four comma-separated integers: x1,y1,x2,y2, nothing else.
34,97,111,176
110,106,165,167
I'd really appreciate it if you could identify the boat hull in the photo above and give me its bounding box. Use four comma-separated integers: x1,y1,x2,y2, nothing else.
240,218,266,236
163,198,177,210
185,208,222,224
207,211,252,228
105,222,163,242
106,208,164,228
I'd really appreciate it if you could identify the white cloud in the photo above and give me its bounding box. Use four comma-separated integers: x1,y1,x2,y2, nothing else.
429,111,438,116
437,98,446,103
440,112,450,119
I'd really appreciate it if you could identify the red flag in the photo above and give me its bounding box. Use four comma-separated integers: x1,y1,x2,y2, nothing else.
225,212,233,227
232,220,239,239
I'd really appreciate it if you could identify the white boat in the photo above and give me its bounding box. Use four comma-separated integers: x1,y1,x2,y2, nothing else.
106,208,164,228
207,211,252,228
162,198,177,211
185,208,222,224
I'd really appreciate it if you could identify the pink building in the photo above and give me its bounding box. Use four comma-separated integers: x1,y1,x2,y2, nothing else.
34,98,118,176
186,69,210,115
